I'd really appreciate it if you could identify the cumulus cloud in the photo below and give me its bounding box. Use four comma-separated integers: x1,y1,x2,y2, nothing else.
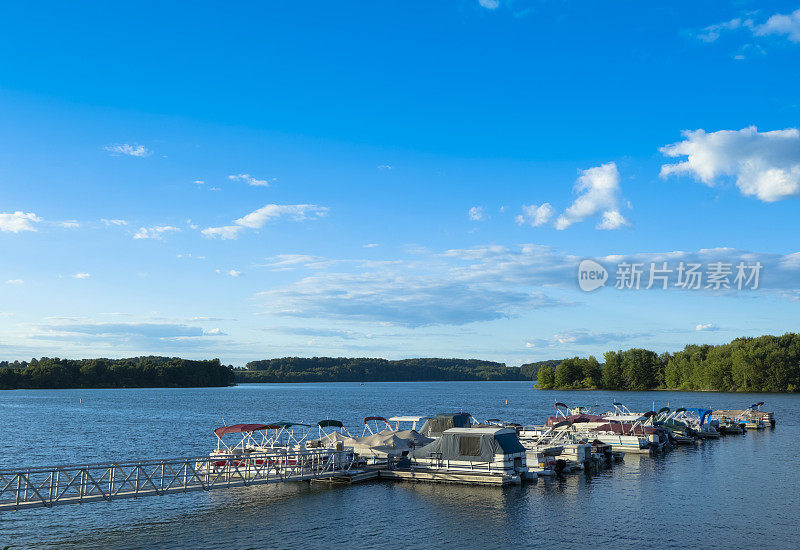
515,203,554,227
660,127,800,202
478,0,500,9
104,144,152,157
555,162,628,230
754,9,800,42
696,322,718,331
72,272,91,279
363,243,380,248
228,173,273,187
101,219,128,226
227,269,242,277
202,204,329,239
132,226,182,240
0,211,42,233
597,210,630,230
469,206,487,221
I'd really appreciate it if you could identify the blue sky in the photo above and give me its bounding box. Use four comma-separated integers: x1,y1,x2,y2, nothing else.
1,1,800,366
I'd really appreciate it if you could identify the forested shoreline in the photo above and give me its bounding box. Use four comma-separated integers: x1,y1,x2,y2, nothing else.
0,357,235,389
237,357,557,383
3,333,798,391
536,333,800,392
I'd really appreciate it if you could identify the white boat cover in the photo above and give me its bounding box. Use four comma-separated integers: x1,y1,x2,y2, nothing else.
310,429,433,458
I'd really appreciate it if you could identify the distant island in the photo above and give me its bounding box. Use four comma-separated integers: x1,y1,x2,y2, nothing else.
0,356,235,390
236,358,559,383
535,333,800,393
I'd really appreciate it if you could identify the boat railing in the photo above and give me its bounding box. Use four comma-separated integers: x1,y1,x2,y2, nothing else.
0,447,360,512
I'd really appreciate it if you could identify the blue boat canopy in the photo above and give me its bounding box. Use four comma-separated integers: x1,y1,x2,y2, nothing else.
684,408,713,425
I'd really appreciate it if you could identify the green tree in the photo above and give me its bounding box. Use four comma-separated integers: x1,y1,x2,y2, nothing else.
536,365,555,389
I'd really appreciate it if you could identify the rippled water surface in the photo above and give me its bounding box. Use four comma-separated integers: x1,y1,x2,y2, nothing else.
1,382,799,549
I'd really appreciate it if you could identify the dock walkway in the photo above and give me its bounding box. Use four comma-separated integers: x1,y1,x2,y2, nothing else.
0,448,359,511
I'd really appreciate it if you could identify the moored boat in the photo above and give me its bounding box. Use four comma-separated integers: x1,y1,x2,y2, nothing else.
398,426,533,484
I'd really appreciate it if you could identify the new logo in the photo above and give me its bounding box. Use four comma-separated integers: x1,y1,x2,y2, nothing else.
578,259,608,292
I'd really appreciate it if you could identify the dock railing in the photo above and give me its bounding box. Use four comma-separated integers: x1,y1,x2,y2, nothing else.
0,448,358,511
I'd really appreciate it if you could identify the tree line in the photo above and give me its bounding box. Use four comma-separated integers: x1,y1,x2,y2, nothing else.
238,357,557,383
0,356,235,389
536,333,800,392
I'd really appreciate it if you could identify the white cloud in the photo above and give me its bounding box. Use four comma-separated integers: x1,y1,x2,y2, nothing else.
104,144,152,157
695,323,718,331
363,243,380,248
194,180,205,185
526,330,641,348
6,279,23,285
258,254,337,271
660,127,800,202
101,219,128,226
596,210,630,230
377,164,393,171
515,203,554,227
132,226,182,240
0,211,42,233
201,225,243,240
73,272,91,279
202,204,329,239
236,204,328,228
227,269,242,277
479,0,500,9
555,162,628,230
228,173,272,187
696,9,800,45
696,18,751,43
469,206,487,221
60,220,80,228
754,9,800,43
259,271,559,328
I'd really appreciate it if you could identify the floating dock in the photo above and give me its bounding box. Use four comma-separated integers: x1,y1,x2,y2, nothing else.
0,448,359,511
378,468,522,486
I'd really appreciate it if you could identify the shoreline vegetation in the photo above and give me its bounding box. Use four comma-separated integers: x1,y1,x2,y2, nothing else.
0,357,234,390
236,358,558,383
535,333,800,393
1,333,798,392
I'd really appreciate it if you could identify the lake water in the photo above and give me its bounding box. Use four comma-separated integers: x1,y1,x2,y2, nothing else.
1,382,799,549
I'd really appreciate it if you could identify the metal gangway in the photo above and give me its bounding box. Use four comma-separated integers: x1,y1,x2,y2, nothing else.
0,448,359,511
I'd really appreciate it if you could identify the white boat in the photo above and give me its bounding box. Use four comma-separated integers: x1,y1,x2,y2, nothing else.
309,416,433,464
406,426,533,483
388,415,432,431
677,409,720,439
527,420,654,454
